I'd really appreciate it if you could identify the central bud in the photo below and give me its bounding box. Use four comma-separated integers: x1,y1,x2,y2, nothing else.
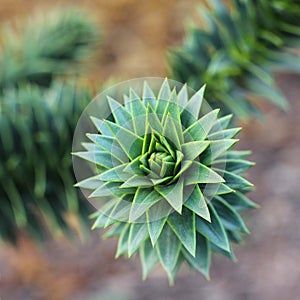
138,133,184,185
148,151,175,178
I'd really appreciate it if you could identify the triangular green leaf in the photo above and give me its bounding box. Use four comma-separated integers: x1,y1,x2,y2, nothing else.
210,242,236,261
213,197,250,233
121,175,153,188
213,158,255,174
167,207,196,256
184,184,211,222
128,223,149,257
163,114,182,150
74,175,101,189
208,127,241,139
182,141,210,161
103,222,126,238
202,183,234,196
142,81,156,109
130,98,147,136
182,233,211,279
116,224,130,258
201,139,238,164
155,179,184,213
129,188,162,222
168,254,184,285
147,216,168,247
157,78,171,102
177,83,188,107
104,120,144,160
196,203,230,251
90,181,135,197
183,85,205,120
73,151,116,169
90,116,112,136
210,114,232,132
140,239,159,280
185,162,225,185
107,96,133,130
214,169,254,190
156,224,181,277
87,134,128,162
105,198,132,226
92,199,118,229
221,191,258,211
183,109,219,141
146,104,164,134
99,165,131,182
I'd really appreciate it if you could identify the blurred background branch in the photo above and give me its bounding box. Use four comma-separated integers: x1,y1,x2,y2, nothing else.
169,0,300,119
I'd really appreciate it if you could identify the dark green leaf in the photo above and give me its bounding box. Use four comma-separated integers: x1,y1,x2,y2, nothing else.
196,203,230,251
156,224,181,277
167,207,196,256
221,191,258,211
156,179,184,213
184,184,211,222
116,224,130,257
140,239,159,280
213,197,250,233
183,233,211,279
128,223,149,257
185,162,225,185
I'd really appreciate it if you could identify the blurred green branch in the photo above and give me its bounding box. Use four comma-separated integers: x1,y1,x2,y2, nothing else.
169,0,300,119
0,10,99,243
0,10,99,90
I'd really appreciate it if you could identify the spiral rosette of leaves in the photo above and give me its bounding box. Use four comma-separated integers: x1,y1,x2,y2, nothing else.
169,0,300,119
73,79,257,284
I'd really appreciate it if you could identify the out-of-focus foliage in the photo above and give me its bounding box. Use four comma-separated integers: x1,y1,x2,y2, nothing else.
0,83,93,243
0,10,99,90
0,10,99,243
169,0,300,119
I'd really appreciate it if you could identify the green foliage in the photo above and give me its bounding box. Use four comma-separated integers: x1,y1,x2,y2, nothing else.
74,79,257,284
0,83,92,243
169,0,300,119
0,10,99,90
0,10,99,243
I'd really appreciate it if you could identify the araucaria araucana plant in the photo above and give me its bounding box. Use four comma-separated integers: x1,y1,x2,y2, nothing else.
74,79,257,284
169,0,300,119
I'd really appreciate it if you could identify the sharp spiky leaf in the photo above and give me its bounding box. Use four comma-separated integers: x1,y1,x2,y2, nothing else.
183,233,211,279
167,207,196,256
196,204,230,251
184,185,211,222
140,239,160,280
156,224,181,277
128,223,149,257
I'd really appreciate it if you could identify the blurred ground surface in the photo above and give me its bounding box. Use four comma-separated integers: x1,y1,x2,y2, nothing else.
0,1,300,300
